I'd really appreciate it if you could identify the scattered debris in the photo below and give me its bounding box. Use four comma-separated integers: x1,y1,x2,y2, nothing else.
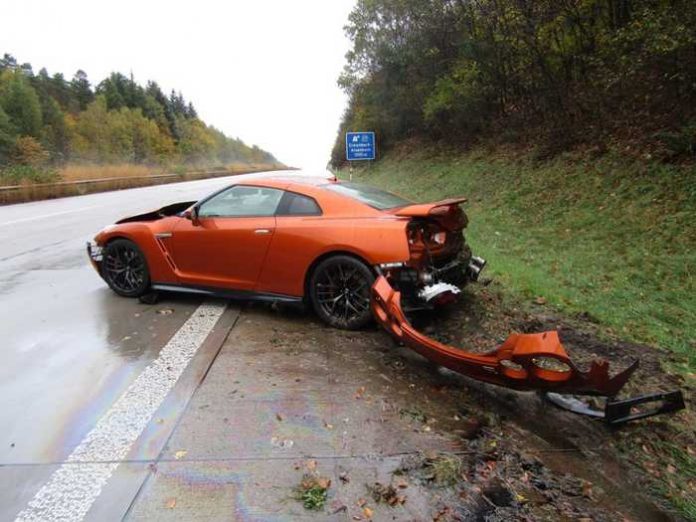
271,437,294,449
165,497,176,509
366,482,407,506
293,460,331,511
427,453,464,487
156,307,174,315
173,450,187,460
399,407,428,423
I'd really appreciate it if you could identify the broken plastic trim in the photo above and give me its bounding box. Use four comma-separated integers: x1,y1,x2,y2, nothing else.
370,276,685,423
545,391,685,426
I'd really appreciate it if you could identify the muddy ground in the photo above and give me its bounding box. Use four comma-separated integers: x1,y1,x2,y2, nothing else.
278,278,694,521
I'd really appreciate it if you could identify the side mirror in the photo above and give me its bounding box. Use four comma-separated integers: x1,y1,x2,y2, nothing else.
184,207,200,226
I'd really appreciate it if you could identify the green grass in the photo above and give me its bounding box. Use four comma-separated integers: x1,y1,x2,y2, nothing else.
340,149,696,373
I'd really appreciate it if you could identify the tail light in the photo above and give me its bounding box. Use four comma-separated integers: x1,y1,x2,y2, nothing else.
407,221,448,250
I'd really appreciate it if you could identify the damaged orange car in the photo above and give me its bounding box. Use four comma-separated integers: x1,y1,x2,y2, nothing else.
88,174,684,424
88,176,484,329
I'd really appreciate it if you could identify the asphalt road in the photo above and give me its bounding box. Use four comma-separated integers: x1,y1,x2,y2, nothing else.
0,172,293,520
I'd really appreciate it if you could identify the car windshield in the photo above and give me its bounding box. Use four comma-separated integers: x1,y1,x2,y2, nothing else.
324,182,412,210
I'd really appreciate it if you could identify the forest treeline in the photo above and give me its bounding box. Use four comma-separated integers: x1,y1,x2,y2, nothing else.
331,0,696,165
0,54,276,177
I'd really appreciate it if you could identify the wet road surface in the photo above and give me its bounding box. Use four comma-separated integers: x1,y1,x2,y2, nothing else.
0,173,281,519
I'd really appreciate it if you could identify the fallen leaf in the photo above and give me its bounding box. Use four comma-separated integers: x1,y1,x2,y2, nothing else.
357,497,367,507
174,450,187,460
534,296,546,305
165,497,176,509
276,413,284,422
582,481,593,499
363,507,374,518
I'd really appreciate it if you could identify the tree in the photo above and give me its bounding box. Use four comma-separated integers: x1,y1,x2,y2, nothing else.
0,105,16,162
40,97,69,160
71,70,94,111
11,136,49,166
0,70,43,137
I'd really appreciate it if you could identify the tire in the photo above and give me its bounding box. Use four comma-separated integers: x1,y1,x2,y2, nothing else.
101,239,151,297
309,255,375,330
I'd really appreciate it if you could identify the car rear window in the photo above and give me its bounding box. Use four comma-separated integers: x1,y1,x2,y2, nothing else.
276,192,322,216
324,182,412,210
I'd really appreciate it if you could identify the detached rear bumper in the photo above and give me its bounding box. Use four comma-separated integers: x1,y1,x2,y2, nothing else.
370,275,685,424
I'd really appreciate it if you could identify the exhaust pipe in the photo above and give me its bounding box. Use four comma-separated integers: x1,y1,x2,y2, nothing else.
467,256,487,281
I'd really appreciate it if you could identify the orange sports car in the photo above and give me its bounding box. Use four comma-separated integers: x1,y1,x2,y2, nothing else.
87,175,485,329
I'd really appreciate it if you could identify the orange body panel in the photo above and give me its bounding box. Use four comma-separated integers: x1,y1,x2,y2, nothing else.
93,177,414,298
371,275,638,395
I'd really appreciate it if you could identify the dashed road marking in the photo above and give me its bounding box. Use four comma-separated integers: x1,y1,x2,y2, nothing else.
14,301,227,522
0,206,100,227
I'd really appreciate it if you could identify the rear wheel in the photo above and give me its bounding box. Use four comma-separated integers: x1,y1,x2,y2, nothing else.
309,255,375,330
101,239,150,297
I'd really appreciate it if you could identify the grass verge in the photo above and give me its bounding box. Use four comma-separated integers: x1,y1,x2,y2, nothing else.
339,148,695,375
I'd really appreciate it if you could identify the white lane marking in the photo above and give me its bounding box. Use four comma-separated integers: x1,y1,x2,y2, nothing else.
0,206,100,227
15,301,227,522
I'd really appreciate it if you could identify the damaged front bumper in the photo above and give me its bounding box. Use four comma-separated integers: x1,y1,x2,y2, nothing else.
371,276,685,425
86,241,103,271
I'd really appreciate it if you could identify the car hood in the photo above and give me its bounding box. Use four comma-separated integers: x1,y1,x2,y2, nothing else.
116,201,195,224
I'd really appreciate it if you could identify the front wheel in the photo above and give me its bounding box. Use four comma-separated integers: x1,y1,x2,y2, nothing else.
101,239,151,297
309,255,375,330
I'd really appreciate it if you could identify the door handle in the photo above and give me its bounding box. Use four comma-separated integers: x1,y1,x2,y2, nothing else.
254,229,271,235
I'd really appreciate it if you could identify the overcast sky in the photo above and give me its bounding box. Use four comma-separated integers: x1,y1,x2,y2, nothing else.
1,0,356,170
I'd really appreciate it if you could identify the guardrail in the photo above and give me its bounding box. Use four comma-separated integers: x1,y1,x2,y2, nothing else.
0,166,288,205
0,170,227,192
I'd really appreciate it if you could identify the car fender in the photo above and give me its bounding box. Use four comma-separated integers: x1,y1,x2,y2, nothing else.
95,221,178,284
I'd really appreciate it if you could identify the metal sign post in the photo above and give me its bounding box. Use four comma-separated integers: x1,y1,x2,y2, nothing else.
346,133,376,175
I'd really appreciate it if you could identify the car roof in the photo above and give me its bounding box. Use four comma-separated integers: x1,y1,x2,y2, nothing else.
235,173,337,190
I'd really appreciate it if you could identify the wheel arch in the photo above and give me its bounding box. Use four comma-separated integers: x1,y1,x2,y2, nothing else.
303,250,376,304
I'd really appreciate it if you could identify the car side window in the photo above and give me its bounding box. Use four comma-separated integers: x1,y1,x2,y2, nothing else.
198,186,284,218
276,192,322,216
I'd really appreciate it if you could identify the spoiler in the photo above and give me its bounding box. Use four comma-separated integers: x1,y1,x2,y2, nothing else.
393,197,468,217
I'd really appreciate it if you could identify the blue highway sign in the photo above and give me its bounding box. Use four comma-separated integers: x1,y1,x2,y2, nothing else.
346,132,376,161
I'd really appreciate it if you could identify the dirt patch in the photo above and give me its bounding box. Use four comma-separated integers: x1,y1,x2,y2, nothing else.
404,281,695,519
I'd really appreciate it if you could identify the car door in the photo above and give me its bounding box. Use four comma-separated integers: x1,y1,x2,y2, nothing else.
169,185,284,291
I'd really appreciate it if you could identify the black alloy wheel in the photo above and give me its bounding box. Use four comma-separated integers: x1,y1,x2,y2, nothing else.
101,239,151,297
310,255,375,330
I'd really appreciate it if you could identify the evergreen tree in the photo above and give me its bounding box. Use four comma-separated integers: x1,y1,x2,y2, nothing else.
0,71,43,137
70,70,94,111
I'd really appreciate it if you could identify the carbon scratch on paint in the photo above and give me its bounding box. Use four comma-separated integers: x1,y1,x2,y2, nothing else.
15,301,226,522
